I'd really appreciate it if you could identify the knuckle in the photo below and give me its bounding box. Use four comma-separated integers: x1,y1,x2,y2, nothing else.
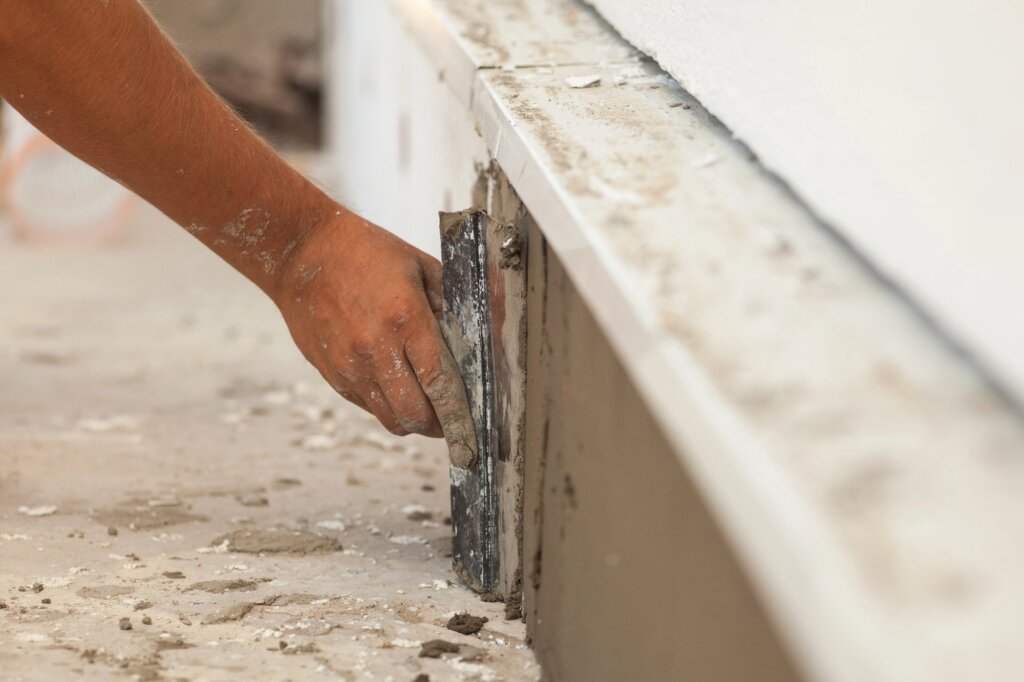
349,332,378,358
417,363,447,391
398,415,430,433
420,366,457,408
385,301,415,333
365,387,385,406
335,367,359,385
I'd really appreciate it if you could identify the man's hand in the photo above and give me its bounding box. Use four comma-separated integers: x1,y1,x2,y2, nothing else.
276,211,476,467
0,0,476,465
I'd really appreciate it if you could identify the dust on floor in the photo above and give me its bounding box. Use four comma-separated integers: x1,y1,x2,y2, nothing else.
0,204,539,681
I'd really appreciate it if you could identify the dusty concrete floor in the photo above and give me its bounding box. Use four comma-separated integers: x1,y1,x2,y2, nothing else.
0,204,539,681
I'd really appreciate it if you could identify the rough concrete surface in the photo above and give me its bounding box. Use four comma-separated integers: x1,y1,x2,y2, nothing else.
522,225,801,682
0,203,539,681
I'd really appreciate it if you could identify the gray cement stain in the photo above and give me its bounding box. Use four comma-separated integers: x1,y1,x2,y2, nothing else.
210,528,343,555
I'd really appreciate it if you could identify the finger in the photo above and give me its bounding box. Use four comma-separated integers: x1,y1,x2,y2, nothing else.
375,346,443,437
312,341,371,412
405,318,477,469
419,256,444,314
336,386,368,412
359,381,410,436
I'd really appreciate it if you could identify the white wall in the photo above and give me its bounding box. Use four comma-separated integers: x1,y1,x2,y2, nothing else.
324,0,488,257
587,0,1024,401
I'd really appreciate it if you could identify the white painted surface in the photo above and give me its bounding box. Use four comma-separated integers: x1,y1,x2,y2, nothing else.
587,0,1024,402
323,0,637,255
324,0,489,256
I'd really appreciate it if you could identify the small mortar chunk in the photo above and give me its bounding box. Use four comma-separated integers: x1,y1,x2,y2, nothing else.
565,74,601,88
445,613,488,635
418,639,459,658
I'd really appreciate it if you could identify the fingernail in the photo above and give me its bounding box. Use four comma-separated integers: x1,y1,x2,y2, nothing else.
449,441,476,469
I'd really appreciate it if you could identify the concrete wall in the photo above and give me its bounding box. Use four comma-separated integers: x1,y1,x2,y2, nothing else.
522,221,802,681
586,0,1024,403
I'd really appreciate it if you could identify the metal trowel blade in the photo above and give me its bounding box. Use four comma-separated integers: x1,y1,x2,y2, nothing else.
438,209,499,593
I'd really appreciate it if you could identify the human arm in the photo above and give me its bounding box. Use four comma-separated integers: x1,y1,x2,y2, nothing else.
0,0,476,466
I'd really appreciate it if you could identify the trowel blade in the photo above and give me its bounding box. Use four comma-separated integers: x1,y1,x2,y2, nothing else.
439,209,499,593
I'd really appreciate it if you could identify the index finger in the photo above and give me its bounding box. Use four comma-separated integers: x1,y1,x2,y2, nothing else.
404,317,478,469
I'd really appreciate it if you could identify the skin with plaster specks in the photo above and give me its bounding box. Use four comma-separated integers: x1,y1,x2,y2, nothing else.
0,0,475,466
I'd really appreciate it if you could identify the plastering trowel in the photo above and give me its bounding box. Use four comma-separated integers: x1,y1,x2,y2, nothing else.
439,205,527,607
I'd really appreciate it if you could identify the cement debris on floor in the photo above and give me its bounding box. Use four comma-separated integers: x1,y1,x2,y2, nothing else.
0,204,539,681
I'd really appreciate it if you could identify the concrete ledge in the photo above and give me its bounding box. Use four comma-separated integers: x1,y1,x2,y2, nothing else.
334,2,1024,679
583,0,1024,403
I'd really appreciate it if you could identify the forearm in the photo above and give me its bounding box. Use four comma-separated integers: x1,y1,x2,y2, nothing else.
0,0,337,295
0,0,478,457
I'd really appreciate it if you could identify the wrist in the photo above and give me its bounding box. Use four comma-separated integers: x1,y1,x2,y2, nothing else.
271,202,354,307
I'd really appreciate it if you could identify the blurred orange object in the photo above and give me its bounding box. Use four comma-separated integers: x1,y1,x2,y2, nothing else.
1,104,132,245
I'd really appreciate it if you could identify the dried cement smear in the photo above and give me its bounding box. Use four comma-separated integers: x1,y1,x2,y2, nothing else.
210,529,343,555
